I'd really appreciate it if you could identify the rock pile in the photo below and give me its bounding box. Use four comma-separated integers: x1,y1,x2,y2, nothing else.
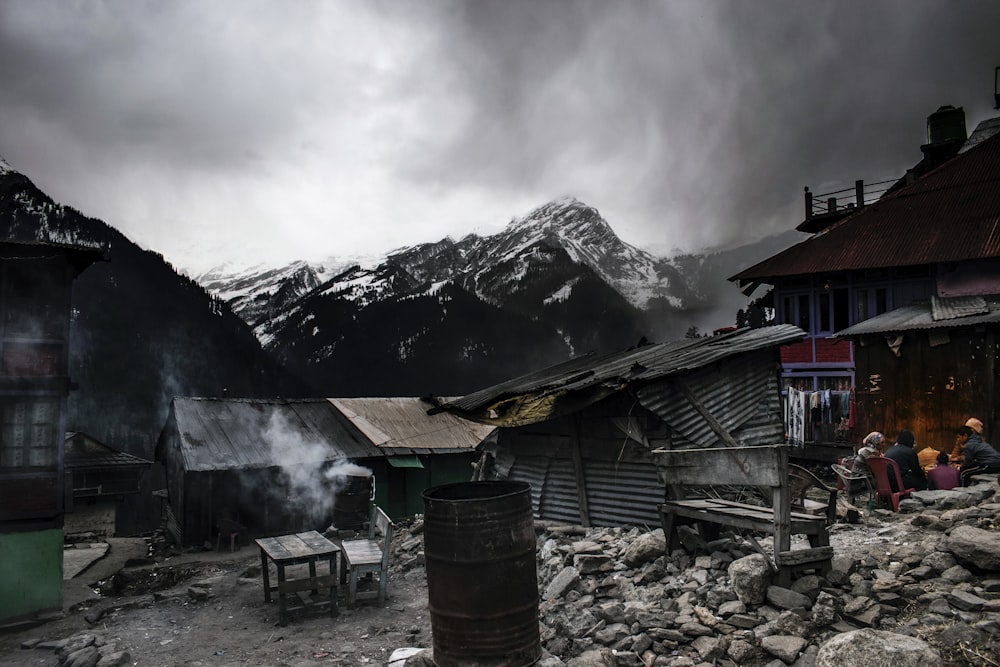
525,479,1000,666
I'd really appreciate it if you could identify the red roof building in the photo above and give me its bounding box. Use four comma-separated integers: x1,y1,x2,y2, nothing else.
730,111,1000,451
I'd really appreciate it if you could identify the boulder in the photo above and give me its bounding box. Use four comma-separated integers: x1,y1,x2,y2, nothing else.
816,629,940,667
728,554,771,605
946,525,1000,571
621,530,665,568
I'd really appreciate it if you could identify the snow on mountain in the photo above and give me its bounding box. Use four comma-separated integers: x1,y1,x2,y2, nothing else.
202,197,699,334
0,155,12,175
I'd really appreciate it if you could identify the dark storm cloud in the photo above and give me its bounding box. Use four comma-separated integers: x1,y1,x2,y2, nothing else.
408,0,1000,248
0,1,998,269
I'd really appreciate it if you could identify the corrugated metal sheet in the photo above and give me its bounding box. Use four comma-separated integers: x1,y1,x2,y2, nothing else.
538,459,582,524
931,295,988,320
636,350,783,447
507,457,547,517
834,296,1000,337
583,460,663,529
732,131,1000,284
441,325,804,425
329,397,495,455
170,398,379,472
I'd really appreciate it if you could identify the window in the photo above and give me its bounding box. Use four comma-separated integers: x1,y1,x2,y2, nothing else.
782,294,811,332
0,399,59,468
855,287,888,323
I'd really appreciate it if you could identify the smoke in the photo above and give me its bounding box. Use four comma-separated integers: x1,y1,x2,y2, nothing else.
262,411,373,531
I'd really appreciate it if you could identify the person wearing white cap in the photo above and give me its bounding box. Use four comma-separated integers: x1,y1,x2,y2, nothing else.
956,418,1000,486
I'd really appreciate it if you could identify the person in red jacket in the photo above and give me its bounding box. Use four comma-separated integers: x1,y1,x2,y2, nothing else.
927,452,960,490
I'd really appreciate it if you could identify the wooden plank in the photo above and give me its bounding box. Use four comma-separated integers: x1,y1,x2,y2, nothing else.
277,574,339,594
672,379,741,448
570,415,591,527
652,446,785,487
775,546,834,566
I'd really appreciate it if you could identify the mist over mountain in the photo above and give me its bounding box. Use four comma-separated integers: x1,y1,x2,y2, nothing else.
0,158,311,453
201,197,798,396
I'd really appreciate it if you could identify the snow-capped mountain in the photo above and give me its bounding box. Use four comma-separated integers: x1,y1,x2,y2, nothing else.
206,198,701,334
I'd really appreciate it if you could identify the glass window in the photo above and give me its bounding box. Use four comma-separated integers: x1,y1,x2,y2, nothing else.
0,399,59,468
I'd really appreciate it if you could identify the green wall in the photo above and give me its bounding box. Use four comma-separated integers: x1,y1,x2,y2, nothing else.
0,528,64,622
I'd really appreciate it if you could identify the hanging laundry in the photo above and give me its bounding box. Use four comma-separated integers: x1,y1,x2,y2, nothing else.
786,387,807,447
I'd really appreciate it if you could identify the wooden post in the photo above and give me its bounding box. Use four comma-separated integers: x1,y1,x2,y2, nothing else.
570,415,591,527
855,180,864,208
804,187,812,220
673,379,741,448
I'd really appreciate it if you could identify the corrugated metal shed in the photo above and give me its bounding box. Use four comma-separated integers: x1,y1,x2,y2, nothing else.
439,324,805,426
732,130,1000,284
833,295,1000,337
328,397,495,455
169,398,379,472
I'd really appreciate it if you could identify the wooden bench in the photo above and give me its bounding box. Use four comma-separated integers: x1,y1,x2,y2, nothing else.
652,445,833,585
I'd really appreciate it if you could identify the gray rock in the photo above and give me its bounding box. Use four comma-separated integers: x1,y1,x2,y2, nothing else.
565,647,617,667
729,554,772,605
64,646,100,667
766,585,812,611
621,531,665,568
96,652,132,667
691,635,726,661
761,635,808,664
728,638,756,663
574,554,614,574
818,629,940,667
947,525,1000,570
947,589,987,612
920,551,957,573
544,566,581,600
940,564,973,583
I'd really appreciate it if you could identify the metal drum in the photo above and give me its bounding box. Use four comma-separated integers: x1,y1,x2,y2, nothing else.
422,480,540,667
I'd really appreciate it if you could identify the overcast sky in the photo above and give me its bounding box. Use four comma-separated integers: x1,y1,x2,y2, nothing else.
1,1,999,275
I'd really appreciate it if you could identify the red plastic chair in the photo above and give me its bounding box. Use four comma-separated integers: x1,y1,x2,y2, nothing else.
866,457,915,512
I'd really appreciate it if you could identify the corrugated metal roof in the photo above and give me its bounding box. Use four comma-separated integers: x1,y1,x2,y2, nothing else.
440,324,805,425
170,398,379,472
732,130,1000,284
328,397,495,455
64,432,151,470
833,295,1000,337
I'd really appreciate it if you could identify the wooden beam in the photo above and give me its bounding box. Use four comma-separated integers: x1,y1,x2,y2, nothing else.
672,379,741,447
571,415,591,527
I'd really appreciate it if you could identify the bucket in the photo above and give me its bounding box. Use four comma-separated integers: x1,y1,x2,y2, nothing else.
422,481,540,667
330,471,373,532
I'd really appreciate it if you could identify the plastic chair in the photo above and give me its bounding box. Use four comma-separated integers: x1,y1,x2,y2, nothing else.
865,457,915,512
831,460,874,507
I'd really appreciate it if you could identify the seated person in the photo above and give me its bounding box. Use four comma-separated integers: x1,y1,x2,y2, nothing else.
853,431,884,474
957,418,1000,486
927,452,960,490
917,445,940,471
884,429,928,491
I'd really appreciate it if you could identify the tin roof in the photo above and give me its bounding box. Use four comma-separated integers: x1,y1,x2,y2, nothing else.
167,398,380,472
833,295,1000,337
64,432,151,470
328,397,495,455
732,130,1000,285
437,324,805,426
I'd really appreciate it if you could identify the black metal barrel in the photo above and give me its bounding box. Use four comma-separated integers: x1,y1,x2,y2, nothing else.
422,481,541,667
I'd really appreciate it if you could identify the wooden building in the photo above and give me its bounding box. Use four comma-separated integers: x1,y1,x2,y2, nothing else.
434,325,805,528
155,397,491,546
731,113,1000,453
63,432,151,538
0,240,103,624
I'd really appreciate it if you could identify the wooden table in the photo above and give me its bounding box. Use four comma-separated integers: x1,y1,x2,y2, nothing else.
255,530,340,626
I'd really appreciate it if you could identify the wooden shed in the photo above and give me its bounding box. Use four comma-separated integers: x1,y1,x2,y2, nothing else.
435,325,806,528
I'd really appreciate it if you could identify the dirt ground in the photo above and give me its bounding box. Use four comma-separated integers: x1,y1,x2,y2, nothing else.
0,511,995,666
0,526,434,667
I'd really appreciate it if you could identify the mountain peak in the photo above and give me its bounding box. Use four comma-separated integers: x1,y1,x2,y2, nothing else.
0,154,14,175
